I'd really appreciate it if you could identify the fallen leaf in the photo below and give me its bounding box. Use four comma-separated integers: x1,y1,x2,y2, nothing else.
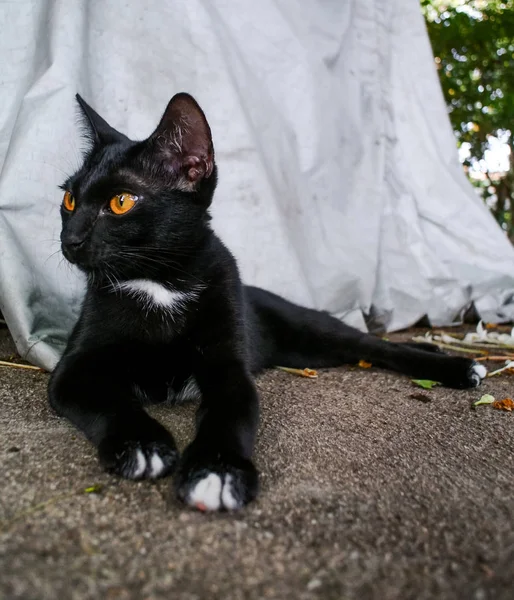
302,368,318,378
275,366,318,378
358,360,372,369
409,393,431,403
411,379,440,390
83,484,103,494
492,398,514,412
473,394,495,407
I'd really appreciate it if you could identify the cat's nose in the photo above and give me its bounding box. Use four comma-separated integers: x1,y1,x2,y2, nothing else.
61,229,88,249
61,232,89,264
62,237,85,254
63,238,85,250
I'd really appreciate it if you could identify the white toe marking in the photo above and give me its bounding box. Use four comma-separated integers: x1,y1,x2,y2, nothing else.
149,453,165,478
221,474,239,510
188,473,240,511
132,449,146,478
472,364,487,379
188,473,222,511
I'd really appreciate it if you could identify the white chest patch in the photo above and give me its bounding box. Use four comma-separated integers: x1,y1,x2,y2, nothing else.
115,279,201,316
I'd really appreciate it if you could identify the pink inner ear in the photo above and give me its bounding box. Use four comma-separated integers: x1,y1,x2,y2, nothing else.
185,155,214,182
152,93,214,183
184,156,210,182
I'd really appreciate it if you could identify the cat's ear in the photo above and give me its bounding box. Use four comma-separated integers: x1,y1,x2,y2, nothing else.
149,93,214,188
75,94,129,145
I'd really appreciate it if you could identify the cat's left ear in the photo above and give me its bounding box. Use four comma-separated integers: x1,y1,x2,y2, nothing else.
149,93,214,188
76,94,129,145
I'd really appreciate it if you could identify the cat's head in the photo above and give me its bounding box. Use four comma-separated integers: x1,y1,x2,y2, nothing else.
59,93,217,281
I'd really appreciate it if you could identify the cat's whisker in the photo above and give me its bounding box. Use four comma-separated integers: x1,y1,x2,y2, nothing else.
114,252,208,287
121,242,199,251
44,250,64,266
110,270,122,293
121,247,200,259
104,273,114,292
103,267,124,297
116,249,201,268
32,161,70,178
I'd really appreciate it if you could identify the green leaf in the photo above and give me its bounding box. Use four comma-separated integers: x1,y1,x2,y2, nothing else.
411,379,441,389
83,484,103,494
473,394,496,407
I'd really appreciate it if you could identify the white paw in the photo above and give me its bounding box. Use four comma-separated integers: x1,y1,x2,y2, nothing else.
149,452,166,477
132,449,146,478
187,473,240,511
125,448,166,479
117,445,175,480
470,363,487,387
221,475,238,510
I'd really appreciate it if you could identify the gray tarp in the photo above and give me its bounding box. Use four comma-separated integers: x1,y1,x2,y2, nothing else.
2,0,514,371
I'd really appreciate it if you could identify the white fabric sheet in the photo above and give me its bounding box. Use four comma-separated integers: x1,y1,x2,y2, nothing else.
1,0,514,371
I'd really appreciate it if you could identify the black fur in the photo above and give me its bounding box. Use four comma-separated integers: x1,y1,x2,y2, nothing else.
49,93,485,511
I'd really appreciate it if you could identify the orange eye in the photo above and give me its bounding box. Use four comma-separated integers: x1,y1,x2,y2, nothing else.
109,193,138,215
63,191,75,212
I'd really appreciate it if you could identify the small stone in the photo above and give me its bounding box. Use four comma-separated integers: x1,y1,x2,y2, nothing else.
307,578,322,590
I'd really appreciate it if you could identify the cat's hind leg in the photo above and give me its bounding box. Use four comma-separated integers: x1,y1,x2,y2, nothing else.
245,286,486,389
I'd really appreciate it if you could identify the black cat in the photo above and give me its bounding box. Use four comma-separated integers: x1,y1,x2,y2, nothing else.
48,92,486,511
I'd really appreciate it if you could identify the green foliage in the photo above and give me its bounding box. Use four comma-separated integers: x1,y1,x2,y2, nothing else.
411,379,441,389
422,0,514,236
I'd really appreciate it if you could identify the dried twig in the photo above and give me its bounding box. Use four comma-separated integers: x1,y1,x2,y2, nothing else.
0,484,103,532
487,361,514,377
475,355,514,362
411,337,487,355
0,360,44,372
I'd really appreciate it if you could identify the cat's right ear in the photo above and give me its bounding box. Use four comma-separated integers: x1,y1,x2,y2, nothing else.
146,93,215,191
75,94,129,145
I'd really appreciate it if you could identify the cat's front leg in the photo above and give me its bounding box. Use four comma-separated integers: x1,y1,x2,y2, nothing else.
49,348,179,480
175,360,259,511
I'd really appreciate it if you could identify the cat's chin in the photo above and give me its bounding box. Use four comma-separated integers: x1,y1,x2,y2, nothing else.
62,253,96,274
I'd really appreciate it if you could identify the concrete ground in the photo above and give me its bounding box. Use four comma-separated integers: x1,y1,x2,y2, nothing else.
1,325,513,600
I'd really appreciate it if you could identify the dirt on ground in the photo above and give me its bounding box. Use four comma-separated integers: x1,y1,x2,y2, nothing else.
1,326,513,600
